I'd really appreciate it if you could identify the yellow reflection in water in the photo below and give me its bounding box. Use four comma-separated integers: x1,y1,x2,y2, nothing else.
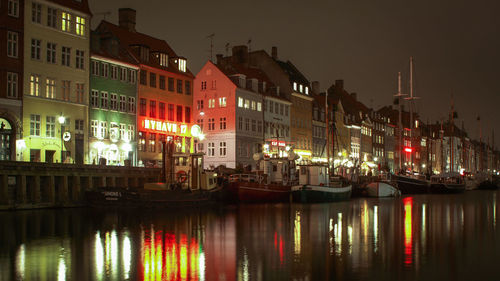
111,230,118,279
58,250,66,281
180,235,188,281
294,211,301,255
494,196,497,228
374,206,378,252
95,232,104,280
123,231,131,280
16,244,25,280
348,226,353,255
334,213,342,255
404,197,413,266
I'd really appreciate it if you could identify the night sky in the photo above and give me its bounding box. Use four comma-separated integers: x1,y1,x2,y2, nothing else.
89,0,500,148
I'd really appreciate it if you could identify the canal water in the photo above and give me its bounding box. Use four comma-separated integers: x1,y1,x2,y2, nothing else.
1,191,499,281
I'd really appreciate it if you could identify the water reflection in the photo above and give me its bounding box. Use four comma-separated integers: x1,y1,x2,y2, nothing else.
1,192,500,281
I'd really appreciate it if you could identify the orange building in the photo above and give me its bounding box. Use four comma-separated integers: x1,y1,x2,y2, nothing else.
96,9,195,167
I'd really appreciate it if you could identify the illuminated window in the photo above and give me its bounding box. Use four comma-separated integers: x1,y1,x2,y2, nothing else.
148,133,156,152
299,84,303,93
208,99,215,109
157,53,168,66
99,121,107,139
257,102,262,112
251,101,256,110
138,132,146,151
219,97,226,107
127,125,134,141
178,58,186,72
238,97,243,107
244,99,249,109
305,87,309,95
46,78,56,99
62,12,71,32
293,82,297,91
29,74,40,96
7,31,18,58
91,120,98,137
75,16,85,36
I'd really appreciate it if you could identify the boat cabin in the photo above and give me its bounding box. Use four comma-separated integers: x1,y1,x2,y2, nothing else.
430,172,464,185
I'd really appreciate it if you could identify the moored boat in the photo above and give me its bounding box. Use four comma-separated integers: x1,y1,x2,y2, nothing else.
429,172,465,193
391,173,429,194
291,165,351,203
366,180,401,197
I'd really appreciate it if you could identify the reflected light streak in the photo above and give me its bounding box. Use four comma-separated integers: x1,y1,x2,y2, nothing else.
111,230,118,279
123,231,131,280
494,196,497,228
294,211,301,255
279,236,284,265
155,231,164,281
374,206,378,252
94,232,104,280
241,248,249,281
362,202,369,241
58,251,66,281
105,232,111,276
329,218,334,255
199,251,205,281
180,235,188,281
334,213,342,255
404,197,413,266
348,226,353,255
16,244,25,280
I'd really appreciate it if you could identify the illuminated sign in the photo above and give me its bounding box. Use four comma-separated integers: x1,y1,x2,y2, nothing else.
271,140,286,147
141,118,189,135
63,132,71,141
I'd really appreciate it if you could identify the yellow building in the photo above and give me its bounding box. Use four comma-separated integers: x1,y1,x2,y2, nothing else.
21,0,91,163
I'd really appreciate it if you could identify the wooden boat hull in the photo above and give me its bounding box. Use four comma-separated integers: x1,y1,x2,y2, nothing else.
291,185,352,203
228,182,291,203
85,187,222,208
366,182,401,197
429,183,466,194
391,175,429,194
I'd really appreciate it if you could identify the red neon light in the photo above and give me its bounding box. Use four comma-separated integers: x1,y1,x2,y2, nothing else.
404,147,413,153
271,140,286,147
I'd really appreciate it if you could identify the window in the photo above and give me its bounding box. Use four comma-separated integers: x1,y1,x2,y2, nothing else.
148,133,156,152
128,97,136,113
177,79,183,93
159,75,165,90
62,12,71,32
30,115,41,136
176,106,183,122
238,117,243,130
257,102,262,112
119,67,127,81
45,116,55,137
76,50,84,69
75,119,84,131
61,47,70,66
245,118,250,131
62,81,70,101
149,72,156,88
251,101,256,110
208,118,215,131
293,82,297,91
120,124,127,141
76,16,85,36
8,0,19,17
185,107,191,123
220,117,226,130
158,53,168,66
29,74,40,96
258,121,262,133
197,100,204,110
7,72,18,98
101,92,108,109
252,120,256,132
127,125,134,141
129,69,136,84
197,119,204,131
299,84,303,93
138,132,146,151
275,103,279,114
208,143,215,157
159,102,166,119
139,98,146,116
47,7,57,28
46,78,56,99
110,66,118,79
149,100,156,118
120,95,127,112
32,3,41,23
168,77,174,91
201,81,206,90
139,70,147,85
219,97,227,107
269,101,274,113
110,93,118,110
211,80,216,90
280,104,284,115
244,99,249,109
99,121,107,139
92,61,99,75
185,81,191,95
178,58,186,72
208,99,215,109
168,104,174,121
91,120,98,137
46,42,56,63
101,63,109,77
305,87,309,95
91,90,99,107
31,39,41,60
285,105,289,116
7,31,18,58
220,142,227,156
238,97,243,107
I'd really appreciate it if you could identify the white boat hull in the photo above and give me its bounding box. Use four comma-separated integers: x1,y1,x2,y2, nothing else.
366,182,401,197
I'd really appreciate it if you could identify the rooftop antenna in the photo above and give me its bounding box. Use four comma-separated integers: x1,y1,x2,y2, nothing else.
206,33,215,62
247,38,252,53
95,11,111,21
225,43,230,56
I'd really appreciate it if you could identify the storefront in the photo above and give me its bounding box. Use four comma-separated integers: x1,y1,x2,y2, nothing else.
0,118,15,161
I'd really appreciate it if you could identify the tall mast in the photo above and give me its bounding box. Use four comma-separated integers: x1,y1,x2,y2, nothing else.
479,116,482,172
326,89,330,185
394,72,406,172
405,56,420,172
450,96,454,173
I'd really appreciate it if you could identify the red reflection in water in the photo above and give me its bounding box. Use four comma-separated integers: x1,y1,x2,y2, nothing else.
142,230,200,281
404,197,413,266
273,231,285,265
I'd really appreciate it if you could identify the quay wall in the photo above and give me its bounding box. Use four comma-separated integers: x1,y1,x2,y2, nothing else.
0,161,161,210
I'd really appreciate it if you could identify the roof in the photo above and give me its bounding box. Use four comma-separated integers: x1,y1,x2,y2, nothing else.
96,21,193,78
90,31,138,66
48,0,91,15
274,59,310,86
326,83,370,124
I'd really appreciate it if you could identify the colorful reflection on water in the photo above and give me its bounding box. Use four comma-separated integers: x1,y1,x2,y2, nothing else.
1,191,500,281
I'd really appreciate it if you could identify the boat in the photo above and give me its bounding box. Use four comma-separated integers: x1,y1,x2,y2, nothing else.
365,175,401,197
291,165,352,203
227,153,299,203
429,172,466,193
390,173,429,194
478,174,499,190
86,141,223,208
463,171,481,190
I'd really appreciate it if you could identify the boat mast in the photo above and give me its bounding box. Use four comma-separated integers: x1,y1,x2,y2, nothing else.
326,89,330,186
394,72,405,172
440,120,444,173
405,56,420,173
450,97,454,173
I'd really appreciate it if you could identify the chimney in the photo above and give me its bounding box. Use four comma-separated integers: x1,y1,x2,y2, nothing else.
216,54,223,65
335,79,344,92
232,45,249,66
272,46,278,59
312,81,320,95
119,8,136,32
351,92,357,100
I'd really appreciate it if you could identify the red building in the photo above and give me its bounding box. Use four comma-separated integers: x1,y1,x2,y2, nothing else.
96,9,195,167
0,0,24,160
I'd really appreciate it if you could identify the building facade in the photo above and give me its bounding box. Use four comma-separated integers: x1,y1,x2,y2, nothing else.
22,0,91,164
0,0,24,160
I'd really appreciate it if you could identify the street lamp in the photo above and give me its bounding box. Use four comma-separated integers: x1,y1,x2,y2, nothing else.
58,115,65,163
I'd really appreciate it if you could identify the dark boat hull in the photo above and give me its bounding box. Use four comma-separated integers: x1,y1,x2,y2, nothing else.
291,185,352,203
478,180,499,190
392,175,429,194
228,182,291,203
429,183,465,194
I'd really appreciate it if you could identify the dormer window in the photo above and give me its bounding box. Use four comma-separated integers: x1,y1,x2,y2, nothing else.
155,53,168,67
139,46,149,62
177,58,187,72
305,87,309,95
299,84,303,93
293,82,297,91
